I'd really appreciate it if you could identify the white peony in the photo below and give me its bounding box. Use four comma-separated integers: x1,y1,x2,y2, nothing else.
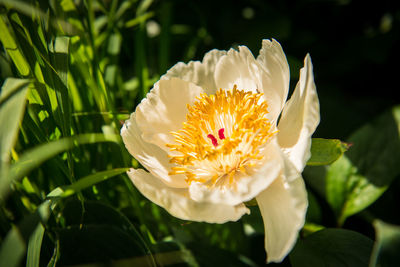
121,39,320,262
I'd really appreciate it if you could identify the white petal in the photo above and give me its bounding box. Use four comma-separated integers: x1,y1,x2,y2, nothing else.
214,46,260,93
188,140,283,206
256,39,290,123
135,78,204,152
162,49,226,94
128,168,250,223
277,54,320,172
121,113,188,188
256,171,308,263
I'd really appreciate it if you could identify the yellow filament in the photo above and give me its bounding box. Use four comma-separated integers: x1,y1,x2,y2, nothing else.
167,85,274,185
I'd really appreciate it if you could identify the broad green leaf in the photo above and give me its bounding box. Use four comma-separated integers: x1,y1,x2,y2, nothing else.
307,138,349,166
0,78,29,165
290,228,373,267
0,15,30,76
0,133,120,201
370,220,400,267
326,106,400,225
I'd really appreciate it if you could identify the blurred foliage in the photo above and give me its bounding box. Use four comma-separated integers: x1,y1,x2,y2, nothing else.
0,0,399,266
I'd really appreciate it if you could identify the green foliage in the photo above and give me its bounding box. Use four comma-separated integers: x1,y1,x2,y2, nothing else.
370,220,400,267
307,138,349,166
26,223,44,267
0,0,399,266
0,78,29,169
326,106,400,225
290,228,373,267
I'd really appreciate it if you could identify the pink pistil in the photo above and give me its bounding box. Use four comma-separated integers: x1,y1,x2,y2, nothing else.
218,128,225,140
207,134,219,147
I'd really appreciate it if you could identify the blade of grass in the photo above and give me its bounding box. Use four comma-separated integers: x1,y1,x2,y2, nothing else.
0,78,29,170
135,23,149,99
0,133,121,201
48,36,75,183
125,11,154,28
0,0,79,35
0,225,26,267
22,168,129,267
135,0,154,99
47,168,130,199
26,223,45,267
0,14,30,76
0,201,50,267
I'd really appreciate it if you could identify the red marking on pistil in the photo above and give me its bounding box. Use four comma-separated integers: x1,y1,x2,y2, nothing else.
218,128,225,140
207,134,219,147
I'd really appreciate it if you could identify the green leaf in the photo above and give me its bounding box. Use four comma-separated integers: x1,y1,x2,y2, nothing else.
370,220,400,267
0,201,50,267
26,223,45,267
49,36,71,138
0,15,30,76
0,78,30,164
290,228,373,267
307,138,350,166
0,133,120,201
325,106,400,225
47,168,129,199
125,11,154,28
0,226,26,267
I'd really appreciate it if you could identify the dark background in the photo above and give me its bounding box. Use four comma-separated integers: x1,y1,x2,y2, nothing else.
130,0,399,140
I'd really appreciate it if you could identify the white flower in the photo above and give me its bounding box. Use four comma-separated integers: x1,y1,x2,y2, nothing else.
121,39,320,262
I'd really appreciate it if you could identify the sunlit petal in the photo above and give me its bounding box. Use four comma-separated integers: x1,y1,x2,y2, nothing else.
128,168,250,223
277,54,320,172
135,78,204,152
214,46,260,94
256,170,307,263
162,49,226,94
257,39,290,123
121,113,188,188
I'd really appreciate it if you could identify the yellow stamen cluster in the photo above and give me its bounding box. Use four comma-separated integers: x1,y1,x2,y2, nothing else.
167,85,274,186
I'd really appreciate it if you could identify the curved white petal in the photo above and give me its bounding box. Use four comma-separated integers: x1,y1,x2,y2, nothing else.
214,46,260,94
277,54,320,172
128,168,250,223
162,49,226,94
256,171,307,263
121,113,188,188
188,140,283,206
135,78,204,152
256,39,290,123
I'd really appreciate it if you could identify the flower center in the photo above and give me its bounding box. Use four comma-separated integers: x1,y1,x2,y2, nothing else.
167,85,275,186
